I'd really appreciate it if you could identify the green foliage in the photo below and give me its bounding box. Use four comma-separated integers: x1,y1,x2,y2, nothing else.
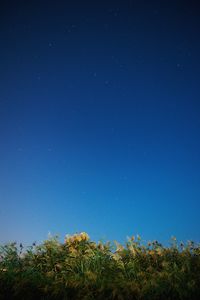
0,233,200,299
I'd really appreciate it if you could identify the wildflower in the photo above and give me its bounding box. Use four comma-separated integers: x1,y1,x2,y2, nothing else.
70,236,75,243
75,235,82,242
65,232,90,245
114,241,124,252
68,247,78,255
156,248,163,256
65,234,74,244
80,232,89,241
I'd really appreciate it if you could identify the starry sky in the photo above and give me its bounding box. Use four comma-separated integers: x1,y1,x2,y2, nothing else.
0,0,200,246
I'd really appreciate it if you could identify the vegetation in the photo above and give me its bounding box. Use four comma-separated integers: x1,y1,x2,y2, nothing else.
0,232,200,300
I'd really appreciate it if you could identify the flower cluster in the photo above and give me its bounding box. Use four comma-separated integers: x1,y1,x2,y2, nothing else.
65,232,90,245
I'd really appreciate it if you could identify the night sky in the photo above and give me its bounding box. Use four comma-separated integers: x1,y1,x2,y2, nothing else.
1,1,200,246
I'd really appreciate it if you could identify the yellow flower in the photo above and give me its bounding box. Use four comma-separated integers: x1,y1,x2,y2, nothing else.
80,232,89,241
75,235,82,242
65,232,90,245
69,247,78,255
66,235,72,244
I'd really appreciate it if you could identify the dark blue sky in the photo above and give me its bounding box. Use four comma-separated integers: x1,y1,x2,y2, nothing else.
1,0,200,246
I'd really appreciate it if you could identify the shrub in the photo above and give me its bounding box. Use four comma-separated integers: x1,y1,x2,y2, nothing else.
0,233,200,299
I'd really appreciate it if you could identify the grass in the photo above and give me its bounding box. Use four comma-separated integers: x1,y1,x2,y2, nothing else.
0,232,200,299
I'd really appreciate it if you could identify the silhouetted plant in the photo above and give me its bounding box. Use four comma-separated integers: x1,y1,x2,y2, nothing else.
0,233,200,299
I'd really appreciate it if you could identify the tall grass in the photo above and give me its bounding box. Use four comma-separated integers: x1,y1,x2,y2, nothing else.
0,232,200,299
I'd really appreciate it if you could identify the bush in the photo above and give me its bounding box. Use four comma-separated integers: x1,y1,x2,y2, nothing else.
0,233,200,299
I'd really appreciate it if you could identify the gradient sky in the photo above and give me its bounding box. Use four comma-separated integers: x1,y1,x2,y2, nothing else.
0,0,200,246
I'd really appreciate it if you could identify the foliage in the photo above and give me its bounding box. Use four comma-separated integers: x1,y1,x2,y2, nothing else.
0,233,200,299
